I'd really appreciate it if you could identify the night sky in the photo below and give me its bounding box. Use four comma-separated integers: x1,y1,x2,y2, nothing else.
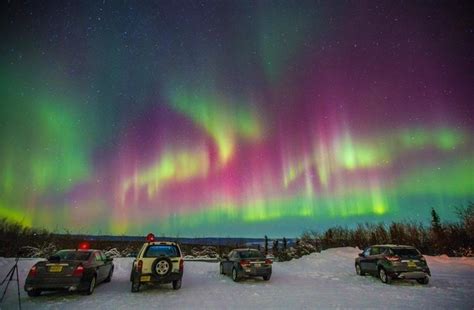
1,1,473,237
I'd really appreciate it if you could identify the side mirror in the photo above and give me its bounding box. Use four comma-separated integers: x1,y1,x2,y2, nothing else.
222,255,229,261
106,257,114,262
358,253,364,258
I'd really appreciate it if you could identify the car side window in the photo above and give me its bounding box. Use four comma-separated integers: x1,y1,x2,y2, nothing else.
94,252,103,262
370,247,380,255
363,248,371,257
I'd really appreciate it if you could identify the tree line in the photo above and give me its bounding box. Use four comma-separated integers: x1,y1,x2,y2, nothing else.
0,203,472,258
270,203,473,261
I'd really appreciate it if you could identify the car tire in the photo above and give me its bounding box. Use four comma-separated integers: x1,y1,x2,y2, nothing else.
172,278,182,290
220,263,224,275
355,264,365,276
104,266,114,283
84,275,96,295
416,276,429,285
231,267,240,282
131,279,140,293
263,274,271,281
379,268,391,284
152,257,173,278
27,289,41,297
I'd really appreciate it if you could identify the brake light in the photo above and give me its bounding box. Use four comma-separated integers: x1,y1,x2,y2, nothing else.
179,259,184,273
28,265,37,277
239,260,251,267
136,260,143,273
386,255,401,262
265,259,273,265
73,265,84,277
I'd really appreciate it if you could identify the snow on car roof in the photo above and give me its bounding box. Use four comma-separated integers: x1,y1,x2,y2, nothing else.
148,241,178,246
235,248,259,251
373,244,416,248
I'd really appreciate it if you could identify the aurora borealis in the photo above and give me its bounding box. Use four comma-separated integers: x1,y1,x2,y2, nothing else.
1,1,473,237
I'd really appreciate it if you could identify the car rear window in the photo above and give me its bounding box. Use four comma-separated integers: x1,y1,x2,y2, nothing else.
144,245,180,257
54,250,91,261
390,248,420,256
238,250,265,259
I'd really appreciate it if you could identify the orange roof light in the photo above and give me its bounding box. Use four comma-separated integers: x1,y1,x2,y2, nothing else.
146,233,155,242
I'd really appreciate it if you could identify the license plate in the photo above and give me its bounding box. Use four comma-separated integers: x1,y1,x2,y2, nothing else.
140,276,151,282
254,263,261,268
407,261,417,268
49,265,63,272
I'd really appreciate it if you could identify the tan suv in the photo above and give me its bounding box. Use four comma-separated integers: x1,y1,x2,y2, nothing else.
130,234,184,292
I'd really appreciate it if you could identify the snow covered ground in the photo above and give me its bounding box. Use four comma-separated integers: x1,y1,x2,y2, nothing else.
0,247,473,309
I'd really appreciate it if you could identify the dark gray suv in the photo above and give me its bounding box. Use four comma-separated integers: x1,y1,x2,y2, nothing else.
220,249,272,282
355,244,431,284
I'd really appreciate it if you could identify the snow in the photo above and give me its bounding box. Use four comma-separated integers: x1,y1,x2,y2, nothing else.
0,247,473,309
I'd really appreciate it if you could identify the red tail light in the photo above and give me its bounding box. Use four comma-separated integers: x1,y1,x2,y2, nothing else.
179,259,184,273
136,260,143,273
73,264,84,277
28,265,37,277
239,260,251,267
265,259,273,265
386,255,401,262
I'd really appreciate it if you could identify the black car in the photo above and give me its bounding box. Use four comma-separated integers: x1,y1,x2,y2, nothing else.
24,248,114,296
220,249,272,282
355,244,431,284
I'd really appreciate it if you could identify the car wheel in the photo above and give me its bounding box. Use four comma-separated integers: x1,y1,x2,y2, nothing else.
219,263,224,275
152,257,173,278
172,278,182,290
355,264,365,276
131,279,140,293
263,274,271,281
104,266,114,283
416,277,429,285
85,275,96,295
231,268,240,282
27,289,41,297
379,268,391,284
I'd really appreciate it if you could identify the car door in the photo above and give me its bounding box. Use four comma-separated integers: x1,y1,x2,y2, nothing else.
359,247,371,271
231,251,240,270
223,251,234,274
93,251,106,282
99,251,112,277
366,247,381,273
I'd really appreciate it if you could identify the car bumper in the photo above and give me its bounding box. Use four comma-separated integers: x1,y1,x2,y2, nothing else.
135,272,183,284
24,277,89,292
387,268,431,279
239,266,272,277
